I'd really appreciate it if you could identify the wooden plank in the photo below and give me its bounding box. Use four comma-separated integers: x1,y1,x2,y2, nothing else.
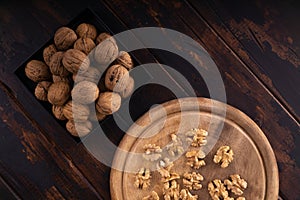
101,0,300,199
189,0,300,119
0,81,102,199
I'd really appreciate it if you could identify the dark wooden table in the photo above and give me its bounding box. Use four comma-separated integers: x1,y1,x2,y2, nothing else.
0,0,299,199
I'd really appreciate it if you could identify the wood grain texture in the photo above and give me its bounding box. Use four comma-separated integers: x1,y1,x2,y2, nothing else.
0,0,299,199
111,98,279,200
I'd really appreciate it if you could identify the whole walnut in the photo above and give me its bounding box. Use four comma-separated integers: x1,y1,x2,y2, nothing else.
66,120,92,137
63,100,90,121
62,49,90,74
52,105,66,120
76,23,97,40
96,92,121,115
116,51,133,70
74,37,96,54
52,75,71,83
105,64,129,92
73,67,101,84
94,39,118,66
120,76,135,98
54,27,77,50
89,109,106,121
96,32,116,45
49,52,70,76
47,81,70,105
25,60,51,82
34,81,52,101
43,44,57,66
71,81,99,104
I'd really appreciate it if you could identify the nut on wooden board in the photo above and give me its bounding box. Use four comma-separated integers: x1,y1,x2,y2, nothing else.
47,81,70,106
71,81,99,104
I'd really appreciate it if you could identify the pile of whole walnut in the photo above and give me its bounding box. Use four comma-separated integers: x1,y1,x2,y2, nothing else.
25,23,134,137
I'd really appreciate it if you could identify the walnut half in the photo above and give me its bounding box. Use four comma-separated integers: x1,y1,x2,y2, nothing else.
213,145,234,168
183,172,204,191
224,174,247,196
134,168,151,190
143,191,160,200
163,179,180,200
208,179,229,200
180,189,198,200
143,144,162,161
185,150,206,169
185,128,208,147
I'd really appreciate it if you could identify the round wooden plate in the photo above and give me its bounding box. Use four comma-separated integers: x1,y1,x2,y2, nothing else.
110,98,279,200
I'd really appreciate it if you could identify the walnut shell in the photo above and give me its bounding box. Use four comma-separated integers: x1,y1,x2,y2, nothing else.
105,64,129,92
34,81,52,101
120,76,135,98
116,51,133,70
96,92,121,115
49,52,70,76
76,23,97,40
66,120,92,137
52,75,71,83
25,60,51,82
71,81,99,104
47,81,70,105
43,44,57,66
73,67,101,84
89,109,106,121
94,39,118,66
54,27,77,50
74,37,96,54
63,100,90,121
62,49,90,74
52,105,66,120
96,32,116,45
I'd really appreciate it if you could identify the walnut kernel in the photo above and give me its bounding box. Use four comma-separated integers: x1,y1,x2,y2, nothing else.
134,168,151,190
180,189,198,200
208,179,229,200
185,150,206,169
166,134,184,157
143,144,162,161
143,191,160,200
213,145,234,168
224,174,247,196
185,128,208,147
183,172,204,191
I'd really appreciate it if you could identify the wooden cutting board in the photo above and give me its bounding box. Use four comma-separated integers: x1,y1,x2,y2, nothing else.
110,98,279,200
